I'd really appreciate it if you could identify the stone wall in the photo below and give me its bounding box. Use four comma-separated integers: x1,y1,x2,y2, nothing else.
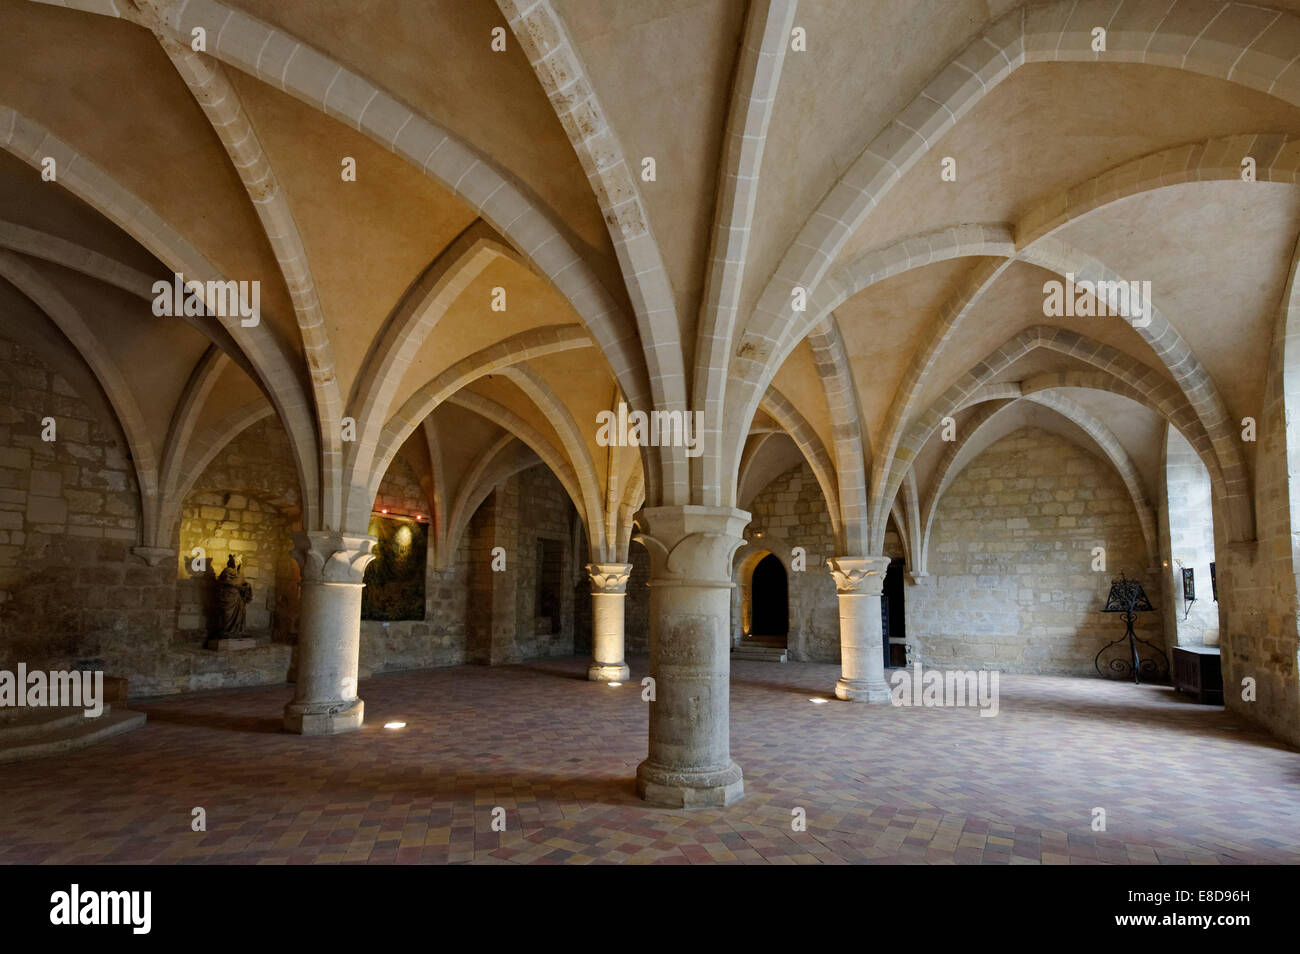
361,536,472,675
175,413,302,648
625,545,651,655
0,335,173,684
464,464,580,665
513,464,576,659
1217,303,1300,746
909,427,1162,676
0,333,298,696
360,445,472,673
735,462,841,662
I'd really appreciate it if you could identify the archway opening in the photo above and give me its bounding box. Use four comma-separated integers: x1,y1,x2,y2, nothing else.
883,556,907,668
1160,424,1219,651
750,552,789,645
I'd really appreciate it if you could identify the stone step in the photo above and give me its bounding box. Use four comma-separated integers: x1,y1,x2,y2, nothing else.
0,707,145,765
0,704,112,743
732,645,789,663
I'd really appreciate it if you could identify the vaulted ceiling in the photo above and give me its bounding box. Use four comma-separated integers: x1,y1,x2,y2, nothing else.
2,0,1297,567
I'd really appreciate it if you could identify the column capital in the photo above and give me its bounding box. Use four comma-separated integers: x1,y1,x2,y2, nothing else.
634,505,750,586
826,555,891,595
586,562,633,594
292,531,376,585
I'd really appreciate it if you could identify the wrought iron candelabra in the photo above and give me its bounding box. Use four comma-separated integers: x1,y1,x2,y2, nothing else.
1095,572,1168,684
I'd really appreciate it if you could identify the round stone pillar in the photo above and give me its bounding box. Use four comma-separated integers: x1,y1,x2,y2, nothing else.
587,562,633,681
634,505,749,808
827,555,892,703
283,531,375,735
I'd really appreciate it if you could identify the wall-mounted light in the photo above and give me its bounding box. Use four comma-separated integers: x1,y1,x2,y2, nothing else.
372,508,426,523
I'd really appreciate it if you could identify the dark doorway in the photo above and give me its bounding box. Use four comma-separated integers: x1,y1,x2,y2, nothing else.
751,553,788,642
881,557,907,667
534,538,563,635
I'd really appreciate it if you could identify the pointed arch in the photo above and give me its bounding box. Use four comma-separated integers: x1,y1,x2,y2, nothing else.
345,220,515,526
495,363,609,561
499,0,689,506
692,0,799,506
759,386,844,550
161,42,345,529
445,390,585,526
0,250,159,543
444,435,539,569
357,324,592,530
0,104,322,529
806,315,869,552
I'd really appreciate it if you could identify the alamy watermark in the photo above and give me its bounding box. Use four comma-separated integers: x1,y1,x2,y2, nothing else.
152,272,260,327
50,884,150,934
1042,273,1152,328
890,661,1000,717
595,401,704,458
0,664,104,717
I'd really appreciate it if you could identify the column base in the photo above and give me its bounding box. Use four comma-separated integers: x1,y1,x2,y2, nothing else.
588,662,630,682
835,677,891,703
636,759,744,808
283,698,364,735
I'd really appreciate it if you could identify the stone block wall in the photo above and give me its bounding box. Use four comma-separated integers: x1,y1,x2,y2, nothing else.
513,464,576,659
172,412,303,650
373,450,427,519
463,464,579,665
625,545,651,655
909,427,1162,675
737,462,841,662
359,447,467,673
0,335,175,684
175,488,298,646
1217,304,1300,747
361,536,472,675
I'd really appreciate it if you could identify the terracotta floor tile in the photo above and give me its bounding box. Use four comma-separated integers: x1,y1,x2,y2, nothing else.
0,657,1296,865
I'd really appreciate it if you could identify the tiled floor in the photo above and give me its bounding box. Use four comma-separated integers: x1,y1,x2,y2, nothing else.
1,657,1297,864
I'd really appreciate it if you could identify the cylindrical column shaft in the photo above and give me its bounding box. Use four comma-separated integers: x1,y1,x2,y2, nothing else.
634,506,749,808
587,562,632,681
827,555,892,703
283,531,375,735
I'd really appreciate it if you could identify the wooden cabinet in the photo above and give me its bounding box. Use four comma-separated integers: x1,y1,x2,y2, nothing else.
1173,646,1222,705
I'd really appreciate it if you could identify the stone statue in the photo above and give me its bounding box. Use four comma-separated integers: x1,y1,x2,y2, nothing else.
215,554,253,639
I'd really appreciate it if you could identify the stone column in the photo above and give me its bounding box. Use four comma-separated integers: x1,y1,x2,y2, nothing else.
827,555,892,703
586,562,633,681
634,506,748,808
283,531,375,735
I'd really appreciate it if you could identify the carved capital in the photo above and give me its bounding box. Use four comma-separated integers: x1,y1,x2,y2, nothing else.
826,555,891,596
292,531,376,585
633,506,750,587
587,562,633,594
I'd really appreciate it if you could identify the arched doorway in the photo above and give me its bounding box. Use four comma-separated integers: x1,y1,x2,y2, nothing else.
733,543,792,661
750,553,788,642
